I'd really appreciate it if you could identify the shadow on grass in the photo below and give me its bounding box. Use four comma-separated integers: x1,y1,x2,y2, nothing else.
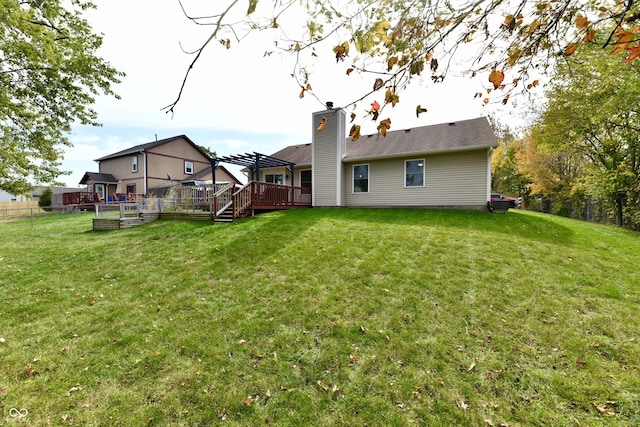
284,207,577,244
111,207,576,253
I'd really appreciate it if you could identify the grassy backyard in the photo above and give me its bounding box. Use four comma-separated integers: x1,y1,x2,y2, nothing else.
0,208,638,426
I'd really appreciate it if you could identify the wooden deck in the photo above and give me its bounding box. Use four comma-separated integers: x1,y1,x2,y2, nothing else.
218,181,311,222
87,182,312,230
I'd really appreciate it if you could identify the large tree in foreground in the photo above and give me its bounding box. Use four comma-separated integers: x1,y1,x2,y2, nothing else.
166,0,640,137
0,0,123,195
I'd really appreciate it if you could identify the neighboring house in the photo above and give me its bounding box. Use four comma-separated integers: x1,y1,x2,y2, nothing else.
80,135,240,200
245,108,498,210
0,190,30,202
31,187,84,206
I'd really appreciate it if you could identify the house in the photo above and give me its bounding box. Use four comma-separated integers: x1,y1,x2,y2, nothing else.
79,135,241,201
0,190,30,202
240,107,498,210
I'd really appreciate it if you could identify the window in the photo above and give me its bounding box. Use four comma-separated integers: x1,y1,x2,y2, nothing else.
184,160,194,175
131,156,138,173
405,159,425,187
353,164,369,193
126,184,136,194
300,170,312,189
265,174,284,184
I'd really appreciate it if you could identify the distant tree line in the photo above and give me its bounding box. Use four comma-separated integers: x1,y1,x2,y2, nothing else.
492,32,640,230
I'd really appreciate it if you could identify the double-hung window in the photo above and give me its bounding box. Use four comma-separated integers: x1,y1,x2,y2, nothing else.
405,159,425,187
131,156,138,173
353,164,369,193
184,160,194,175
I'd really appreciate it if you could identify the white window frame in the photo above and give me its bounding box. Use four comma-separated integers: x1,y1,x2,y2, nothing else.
95,184,106,200
353,163,370,194
404,159,425,188
131,155,138,173
184,160,194,175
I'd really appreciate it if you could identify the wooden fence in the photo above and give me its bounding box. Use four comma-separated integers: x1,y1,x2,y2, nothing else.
0,201,46,217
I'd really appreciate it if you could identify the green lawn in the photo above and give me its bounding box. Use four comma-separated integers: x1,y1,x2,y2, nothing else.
0,209,638,426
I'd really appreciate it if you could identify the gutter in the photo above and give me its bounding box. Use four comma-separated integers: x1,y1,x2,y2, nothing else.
341,144,499,163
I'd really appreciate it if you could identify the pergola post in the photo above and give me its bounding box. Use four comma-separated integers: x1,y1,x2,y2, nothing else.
289,163,295,186
211,157,218,187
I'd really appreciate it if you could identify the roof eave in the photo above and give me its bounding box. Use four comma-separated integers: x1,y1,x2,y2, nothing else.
342,144,497,163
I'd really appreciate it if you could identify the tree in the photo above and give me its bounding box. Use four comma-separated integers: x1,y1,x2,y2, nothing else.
518,128,587,217
527,33,640,227
165,0,640,129
0,0,124,195
38,187,52,211
490,118,530,198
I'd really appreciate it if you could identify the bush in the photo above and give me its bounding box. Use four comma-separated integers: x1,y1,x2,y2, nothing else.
38,188,52,211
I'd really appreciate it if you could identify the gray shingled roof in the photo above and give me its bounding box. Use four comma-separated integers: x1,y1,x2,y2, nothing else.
268,117,497,164
79,172,118,184
95,135,207,161
269,143,312,165
344,117,497,161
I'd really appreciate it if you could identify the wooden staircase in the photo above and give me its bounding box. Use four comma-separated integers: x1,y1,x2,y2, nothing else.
211,181,311,223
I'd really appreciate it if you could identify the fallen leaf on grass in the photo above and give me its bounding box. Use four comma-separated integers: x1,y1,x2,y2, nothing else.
66,386,83,396
458,401,469,410
594,402,615,415
26,363,37,376
468,358,478,371
244,396,253,406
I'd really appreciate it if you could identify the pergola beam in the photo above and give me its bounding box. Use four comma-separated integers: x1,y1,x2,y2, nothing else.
214,152,296,183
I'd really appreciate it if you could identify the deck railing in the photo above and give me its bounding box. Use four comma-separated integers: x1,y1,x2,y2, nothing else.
232,182,253,219
251,181,312,208
168,183,231,210
213,184,235,217
68,182,312,221
62,192,101,205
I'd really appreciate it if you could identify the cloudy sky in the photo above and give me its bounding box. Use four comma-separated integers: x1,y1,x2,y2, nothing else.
61,0,529,187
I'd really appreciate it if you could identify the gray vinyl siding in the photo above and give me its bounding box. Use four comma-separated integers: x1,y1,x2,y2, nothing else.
312,109,345,206
343,149,490,208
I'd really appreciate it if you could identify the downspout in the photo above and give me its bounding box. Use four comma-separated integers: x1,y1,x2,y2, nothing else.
487,147,493,205
142,150,147,195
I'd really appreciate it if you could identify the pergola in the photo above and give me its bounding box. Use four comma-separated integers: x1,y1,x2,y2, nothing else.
212,152,296,186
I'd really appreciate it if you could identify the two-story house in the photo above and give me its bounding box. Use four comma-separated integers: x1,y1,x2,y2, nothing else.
78,135,240,201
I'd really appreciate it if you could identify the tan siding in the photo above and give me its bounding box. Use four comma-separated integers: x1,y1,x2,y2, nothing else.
100,156,138,179
99,156,144,193
215,168,239,184
344,149,489,208
147,138,210,183
312,110,345,206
